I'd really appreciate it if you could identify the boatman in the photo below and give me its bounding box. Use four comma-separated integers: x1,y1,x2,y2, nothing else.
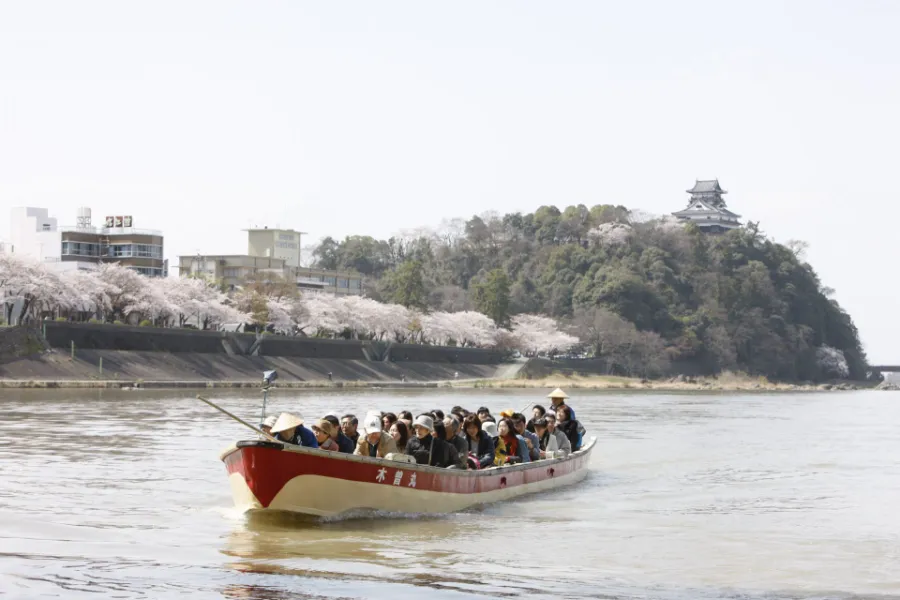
547,388,584,449
270,413,319,448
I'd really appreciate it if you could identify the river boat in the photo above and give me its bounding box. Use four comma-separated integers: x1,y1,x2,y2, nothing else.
219,437,596,517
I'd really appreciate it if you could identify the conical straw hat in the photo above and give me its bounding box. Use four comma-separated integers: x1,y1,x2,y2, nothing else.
270,412,304,434
547,387,569,399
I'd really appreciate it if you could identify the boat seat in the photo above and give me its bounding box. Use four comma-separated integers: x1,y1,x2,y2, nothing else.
385,453,416,464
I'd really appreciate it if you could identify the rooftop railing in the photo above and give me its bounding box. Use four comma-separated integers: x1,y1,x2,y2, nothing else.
58,225,163,237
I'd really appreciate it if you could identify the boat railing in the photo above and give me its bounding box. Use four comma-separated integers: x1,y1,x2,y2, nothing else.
226,436,596,477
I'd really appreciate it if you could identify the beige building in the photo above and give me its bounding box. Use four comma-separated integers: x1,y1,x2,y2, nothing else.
178,255,286,289
179,226,363,295
246,227,303,268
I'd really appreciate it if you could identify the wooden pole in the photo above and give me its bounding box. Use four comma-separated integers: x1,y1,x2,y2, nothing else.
196,395,279,442
99,357,103,375
70,340,74,359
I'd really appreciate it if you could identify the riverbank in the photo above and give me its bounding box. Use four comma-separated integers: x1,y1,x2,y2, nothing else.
0,371,882,391
463,372,881,392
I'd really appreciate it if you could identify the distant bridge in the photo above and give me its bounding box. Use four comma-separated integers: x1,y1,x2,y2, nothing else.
869,366,900,372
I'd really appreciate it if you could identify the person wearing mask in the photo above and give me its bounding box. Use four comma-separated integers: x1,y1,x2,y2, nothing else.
495,418,528,466
444,415,468,461
269,413,318,448
323,414,355,454
544,412,572,455
556,405,581,452
405,415,454,468
341,414,360,445
389,420,410,454
513,413,541,461
311,419,339,451
354,413,399,458
526,405,546,433
462,414,494,469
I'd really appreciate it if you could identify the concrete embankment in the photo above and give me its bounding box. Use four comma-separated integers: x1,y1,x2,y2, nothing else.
0,323,508,389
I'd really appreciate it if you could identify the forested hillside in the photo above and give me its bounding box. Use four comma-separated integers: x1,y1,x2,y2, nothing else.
312,205,867,381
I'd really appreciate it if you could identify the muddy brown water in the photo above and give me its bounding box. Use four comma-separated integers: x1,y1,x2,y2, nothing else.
1,388,899,599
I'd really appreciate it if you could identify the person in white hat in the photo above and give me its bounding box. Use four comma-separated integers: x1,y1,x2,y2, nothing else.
353,412,399,459
405,414,455,468
259,414,278,436
270,413,319,448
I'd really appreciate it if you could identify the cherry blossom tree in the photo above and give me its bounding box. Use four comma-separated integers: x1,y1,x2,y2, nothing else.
816,345,849,379
510,314,578,355
588,222,632,247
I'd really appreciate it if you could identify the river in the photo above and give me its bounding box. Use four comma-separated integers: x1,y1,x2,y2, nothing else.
1,388,899,599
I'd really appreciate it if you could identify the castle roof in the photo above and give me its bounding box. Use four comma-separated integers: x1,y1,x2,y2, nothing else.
687,179,727,195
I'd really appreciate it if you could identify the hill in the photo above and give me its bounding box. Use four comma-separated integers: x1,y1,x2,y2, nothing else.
312,205,867,381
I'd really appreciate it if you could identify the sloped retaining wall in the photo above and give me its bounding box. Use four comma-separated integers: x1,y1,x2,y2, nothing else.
40,322,504,364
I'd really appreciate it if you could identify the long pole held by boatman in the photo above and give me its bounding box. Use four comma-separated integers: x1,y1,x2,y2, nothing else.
196,395,279,442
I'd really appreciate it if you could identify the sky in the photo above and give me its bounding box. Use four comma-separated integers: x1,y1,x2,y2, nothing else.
0,1,898,361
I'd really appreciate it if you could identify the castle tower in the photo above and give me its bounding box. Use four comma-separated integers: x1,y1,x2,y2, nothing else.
672,179,741,233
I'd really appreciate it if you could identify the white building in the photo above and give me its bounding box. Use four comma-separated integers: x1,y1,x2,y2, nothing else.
5,207,167,276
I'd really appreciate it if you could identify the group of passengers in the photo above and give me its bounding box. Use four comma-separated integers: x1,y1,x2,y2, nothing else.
259,388,586,470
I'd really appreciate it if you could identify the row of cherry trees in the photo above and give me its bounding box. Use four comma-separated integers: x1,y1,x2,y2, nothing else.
0,254,577,354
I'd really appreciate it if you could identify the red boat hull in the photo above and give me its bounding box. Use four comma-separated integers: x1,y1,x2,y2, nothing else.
221,439,595,516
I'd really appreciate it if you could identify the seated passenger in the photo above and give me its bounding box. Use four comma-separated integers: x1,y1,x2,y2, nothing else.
533,417,558,457
260,414,278,436
556,405,582,452
526,405,546,433
341,414,360,445
544,412,572,455
389,420,410,454
495,418,528,465
445,415,468,461
323,415,355,454
381,412,398,431
463,414,495,469
405,415,454,468
354,413,400,458
269,413,318,448
513,412,541,461
476,407,493,423
311,419,340,451
432,419,464,468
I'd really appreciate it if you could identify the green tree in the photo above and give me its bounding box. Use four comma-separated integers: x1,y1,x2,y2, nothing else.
473,268,511,326
384,260,427,309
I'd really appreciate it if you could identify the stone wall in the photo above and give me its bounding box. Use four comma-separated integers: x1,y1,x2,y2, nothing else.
41,322,504,364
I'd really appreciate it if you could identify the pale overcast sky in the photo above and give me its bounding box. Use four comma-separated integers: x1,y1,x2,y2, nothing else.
0,1,898,361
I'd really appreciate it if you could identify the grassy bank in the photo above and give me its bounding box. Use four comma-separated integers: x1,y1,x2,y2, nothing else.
459,371,872,392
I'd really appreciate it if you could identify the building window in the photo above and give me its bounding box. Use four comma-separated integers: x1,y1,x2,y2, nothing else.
337,278,348,288
61,241,101,257
325,276,336,286
128,266,164,277
349,279,361,289
223,268,240,278
108,243,163,259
